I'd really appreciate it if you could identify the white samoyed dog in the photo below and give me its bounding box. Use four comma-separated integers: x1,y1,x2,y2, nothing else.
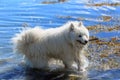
12,21,89,71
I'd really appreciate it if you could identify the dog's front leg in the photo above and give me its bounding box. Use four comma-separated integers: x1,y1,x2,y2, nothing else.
77,59,81,71
75,57,82,71
78,53,89,72
62,59,74,70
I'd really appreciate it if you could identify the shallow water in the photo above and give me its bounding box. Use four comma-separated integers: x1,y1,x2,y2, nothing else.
0,0,120,80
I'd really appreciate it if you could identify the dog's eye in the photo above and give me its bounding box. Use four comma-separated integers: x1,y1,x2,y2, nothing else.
79,35,82,37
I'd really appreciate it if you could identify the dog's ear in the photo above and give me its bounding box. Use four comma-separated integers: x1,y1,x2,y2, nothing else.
78,21,83,27
70,23,74,31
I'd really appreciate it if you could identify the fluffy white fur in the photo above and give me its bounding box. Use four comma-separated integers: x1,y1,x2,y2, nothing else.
12,21,89,71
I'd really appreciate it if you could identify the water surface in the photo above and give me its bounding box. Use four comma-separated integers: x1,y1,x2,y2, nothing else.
0,0,120,80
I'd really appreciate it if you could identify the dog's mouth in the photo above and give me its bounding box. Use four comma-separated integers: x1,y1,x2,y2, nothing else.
76,40,87,45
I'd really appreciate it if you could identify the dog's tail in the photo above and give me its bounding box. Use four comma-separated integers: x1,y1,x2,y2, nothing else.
12,27,42,55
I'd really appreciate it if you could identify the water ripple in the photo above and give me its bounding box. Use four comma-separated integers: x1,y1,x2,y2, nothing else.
0,0,120,79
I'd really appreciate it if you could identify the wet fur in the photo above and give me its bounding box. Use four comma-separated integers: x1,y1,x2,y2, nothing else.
12,21,89,71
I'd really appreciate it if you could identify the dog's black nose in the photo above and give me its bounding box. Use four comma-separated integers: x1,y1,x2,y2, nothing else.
84,40,88,44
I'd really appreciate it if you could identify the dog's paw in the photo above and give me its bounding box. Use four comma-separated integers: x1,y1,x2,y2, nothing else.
78,67,86,72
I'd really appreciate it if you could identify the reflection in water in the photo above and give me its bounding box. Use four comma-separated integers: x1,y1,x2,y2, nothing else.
24,68,88,80
0,64,88,80
1,63,120,80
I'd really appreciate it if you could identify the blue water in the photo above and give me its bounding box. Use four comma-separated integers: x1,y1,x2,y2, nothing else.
0,0,120,79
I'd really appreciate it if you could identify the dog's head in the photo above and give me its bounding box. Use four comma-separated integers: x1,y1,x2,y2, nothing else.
68,21,89,46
